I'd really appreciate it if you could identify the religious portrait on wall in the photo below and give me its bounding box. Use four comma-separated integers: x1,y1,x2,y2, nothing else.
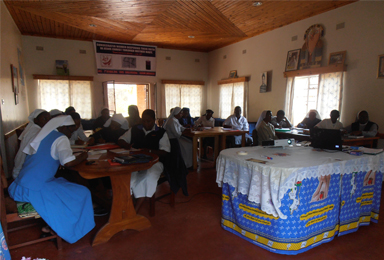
260,72,267,93
299,24,324,69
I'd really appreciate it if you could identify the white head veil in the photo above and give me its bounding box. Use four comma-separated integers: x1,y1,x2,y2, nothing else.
163,107,182,130
256,110,269,129
49,109,63,117
103,113,129,130
23,115,75,155
19,109,47,141
305,109,321,120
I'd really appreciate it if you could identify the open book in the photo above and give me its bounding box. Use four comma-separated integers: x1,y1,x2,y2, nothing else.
16,202,40,218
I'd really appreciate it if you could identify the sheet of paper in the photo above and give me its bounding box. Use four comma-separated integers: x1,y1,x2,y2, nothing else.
88,154,102,160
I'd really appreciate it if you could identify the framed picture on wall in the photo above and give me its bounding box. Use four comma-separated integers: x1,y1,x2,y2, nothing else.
285,49,300,71
229,70,237,78
10,64,19,93
377,54,384,78
260,72,267,93
328,51,346,65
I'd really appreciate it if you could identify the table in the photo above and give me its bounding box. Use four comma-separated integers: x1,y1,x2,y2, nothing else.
216,146,384,254
72,151,159,246
275,129,379,147
184,127,249,170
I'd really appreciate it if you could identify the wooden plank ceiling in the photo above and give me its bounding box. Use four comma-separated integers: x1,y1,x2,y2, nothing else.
4,0,356,52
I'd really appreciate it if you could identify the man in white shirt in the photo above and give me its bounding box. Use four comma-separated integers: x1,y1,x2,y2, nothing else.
194,109,215,159
223,106,253,147
315,110,343,130
271,110,292,129
118,109,171,211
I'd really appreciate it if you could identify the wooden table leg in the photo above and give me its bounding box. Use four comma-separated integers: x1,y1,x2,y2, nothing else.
193,136,198,170
241,133,246,147
213,136,219,164
220,135,226,152
91,173,151,246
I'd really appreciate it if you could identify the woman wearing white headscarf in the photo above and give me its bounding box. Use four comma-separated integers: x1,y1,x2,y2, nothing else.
8,115,94,244
90,113,129,144
297,109,321,130
345,110,378,137
163,107,193,168
12,109,51,179
256,110,278,145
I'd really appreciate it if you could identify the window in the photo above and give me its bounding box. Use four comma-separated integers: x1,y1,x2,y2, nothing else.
38,79,92,118
285,72,343,126
164,83,203,118
106,82,148,117
219,81,246,119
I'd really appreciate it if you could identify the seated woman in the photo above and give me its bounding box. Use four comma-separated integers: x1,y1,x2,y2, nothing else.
346,110,378,137
178,107,194,128
126,105,142,128
8,115,94,244
297,109,322,130
256,110,278,145
89,113,128,144
92,108,110,131
69,112,93,145
13,109,51,179
118,109,170,211
194,109,215,159
163,107,193,168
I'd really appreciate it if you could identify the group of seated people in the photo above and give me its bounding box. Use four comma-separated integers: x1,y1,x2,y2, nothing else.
255,109,378,145
8,103,378,245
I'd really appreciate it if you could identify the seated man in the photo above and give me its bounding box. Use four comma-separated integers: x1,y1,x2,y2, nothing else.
93,108,110,131
223,106,253,147
315,110,343,130
194,109,215,159
346,110,378,137
271,110,292,128
118,109,171,211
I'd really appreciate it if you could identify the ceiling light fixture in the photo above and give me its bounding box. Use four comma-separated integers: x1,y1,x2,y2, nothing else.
188,36,195,39
253,2,262,7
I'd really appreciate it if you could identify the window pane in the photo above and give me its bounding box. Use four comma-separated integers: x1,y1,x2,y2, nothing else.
70,81,92,118
38,80,70,111
180,85,202,117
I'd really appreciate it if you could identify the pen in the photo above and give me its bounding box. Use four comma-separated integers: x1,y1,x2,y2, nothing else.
261,155,273,160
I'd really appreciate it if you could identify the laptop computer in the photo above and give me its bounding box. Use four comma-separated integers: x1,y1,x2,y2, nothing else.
310,128,342,151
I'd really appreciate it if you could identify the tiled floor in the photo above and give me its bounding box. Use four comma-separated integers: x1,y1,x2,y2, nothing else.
8,158,384,260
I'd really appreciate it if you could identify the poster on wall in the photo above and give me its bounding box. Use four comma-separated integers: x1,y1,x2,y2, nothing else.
93,40,156,76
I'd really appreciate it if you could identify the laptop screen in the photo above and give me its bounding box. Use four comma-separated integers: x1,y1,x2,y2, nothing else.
310,128,342,151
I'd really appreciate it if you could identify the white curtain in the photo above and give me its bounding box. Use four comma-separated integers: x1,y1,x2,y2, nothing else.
317,72,343,119
219,82,246,119
164,84,202,117
38,79,92,118
284,77,295,122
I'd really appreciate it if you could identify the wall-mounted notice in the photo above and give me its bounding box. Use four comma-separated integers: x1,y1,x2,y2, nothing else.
93,41,156,76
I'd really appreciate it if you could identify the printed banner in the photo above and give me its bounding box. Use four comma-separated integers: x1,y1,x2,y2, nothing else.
93,41,156,76
221,170,383,255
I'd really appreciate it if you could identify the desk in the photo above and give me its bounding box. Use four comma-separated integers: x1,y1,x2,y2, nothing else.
184,127,248,170
216,146,383,254
275,130,380,148
72,151,158,246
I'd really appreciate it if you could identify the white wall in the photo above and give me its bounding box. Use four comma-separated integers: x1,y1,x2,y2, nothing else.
22,36,209,118
207,1,384,129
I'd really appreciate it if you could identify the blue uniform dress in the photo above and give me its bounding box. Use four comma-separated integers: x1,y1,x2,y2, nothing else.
8,131,95,244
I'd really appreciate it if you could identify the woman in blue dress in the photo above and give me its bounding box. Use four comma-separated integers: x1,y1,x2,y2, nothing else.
8,115,95,244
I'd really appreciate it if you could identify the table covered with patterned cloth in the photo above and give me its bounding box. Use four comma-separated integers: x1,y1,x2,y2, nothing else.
216,146,383,255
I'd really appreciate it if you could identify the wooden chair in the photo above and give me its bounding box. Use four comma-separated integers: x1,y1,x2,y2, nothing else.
0,155,63,250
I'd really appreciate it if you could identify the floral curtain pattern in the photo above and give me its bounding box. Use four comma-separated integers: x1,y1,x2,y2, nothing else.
164,84,202,117
219,82,245,119
38,79,92,118
317,72,343,119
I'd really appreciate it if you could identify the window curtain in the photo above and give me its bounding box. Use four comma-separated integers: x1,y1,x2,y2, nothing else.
38,79,92,118
219,82,246,119
284,77,295,122
317,72,343,119
164,84,202,117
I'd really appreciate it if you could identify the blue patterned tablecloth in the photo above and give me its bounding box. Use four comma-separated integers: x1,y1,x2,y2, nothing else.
216,146,383,255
